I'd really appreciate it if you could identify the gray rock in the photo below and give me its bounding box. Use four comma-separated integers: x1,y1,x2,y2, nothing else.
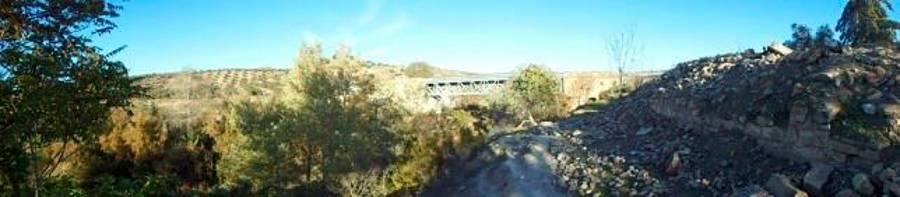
861,103,877,115
768,42,794,56
636,127,653,136
834,189,861,197
802,163,833,195
878,168,897,183
756,116,775,127
731,185,774,197
851,173,875,196
888,182,900,197
572,130,583,136
539,121,556,127
765,174,808,197
665,152,682,176
872,163,885,176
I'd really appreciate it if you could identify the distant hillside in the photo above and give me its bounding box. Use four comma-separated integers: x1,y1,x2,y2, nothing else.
133,68,289,99
402,62,476,78
132,62,475,99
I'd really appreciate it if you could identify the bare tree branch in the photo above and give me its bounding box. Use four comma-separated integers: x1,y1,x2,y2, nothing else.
606,29,643,86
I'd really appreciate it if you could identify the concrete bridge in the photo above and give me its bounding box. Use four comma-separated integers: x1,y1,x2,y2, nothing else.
423,72,657,107
425,73,513,99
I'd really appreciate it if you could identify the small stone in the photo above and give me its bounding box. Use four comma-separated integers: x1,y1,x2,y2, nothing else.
765,174,808,197
883,104,900,116
872,163,885,176
756,116,775,127
557,153,569,161
866,90,883,100
539,121,556,127
572,130,583,136
665,152,682,176
862,103,877,115
802,163,833,195
879,168,897,183
636,127,653,136
852,173,875,196
888,182,900,197
730,185,774,197
834,189,860,197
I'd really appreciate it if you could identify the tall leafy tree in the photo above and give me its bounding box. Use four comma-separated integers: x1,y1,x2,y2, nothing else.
836,0,900,46
0,0,136,194
295,44,399,184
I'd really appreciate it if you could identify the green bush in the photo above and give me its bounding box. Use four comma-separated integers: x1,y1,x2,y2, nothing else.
214,44,403,194
387,109,485,193
508,64,565,122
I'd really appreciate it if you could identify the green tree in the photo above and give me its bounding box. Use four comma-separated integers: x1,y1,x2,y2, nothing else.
837,0,900,46
220,44,401,193
509,64,562,124
0,0,136,194
814,25,838,48
787,24,838,49
787,24,813,49
295,44,399,185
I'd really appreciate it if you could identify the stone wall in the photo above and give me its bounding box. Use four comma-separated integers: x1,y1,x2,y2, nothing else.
649,96,882,163
639,46,900,164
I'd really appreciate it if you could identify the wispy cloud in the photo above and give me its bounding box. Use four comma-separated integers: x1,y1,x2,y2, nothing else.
375,11,411,36
358,0,385,25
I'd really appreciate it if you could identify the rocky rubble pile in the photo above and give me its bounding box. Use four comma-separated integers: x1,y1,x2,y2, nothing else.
747,162,900,197
428,45,900,196
639,44,900,162
529,124,664,196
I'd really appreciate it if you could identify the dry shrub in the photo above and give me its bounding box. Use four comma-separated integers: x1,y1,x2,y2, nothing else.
332,169,394,197
389,109,486,193
100,102,168,163
84,100,220,193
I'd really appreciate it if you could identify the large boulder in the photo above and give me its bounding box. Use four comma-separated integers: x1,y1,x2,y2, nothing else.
801,163,833,194
834,189,861,197
731,185,774,197
765,174,808,197
851,173,875,196
768,42,794,56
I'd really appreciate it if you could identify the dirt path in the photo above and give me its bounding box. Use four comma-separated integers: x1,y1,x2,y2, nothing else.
427,97,809,196
425,133,570,197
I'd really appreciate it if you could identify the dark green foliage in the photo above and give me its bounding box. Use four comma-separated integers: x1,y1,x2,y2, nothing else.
787,24,839,49
216,44,403,194
787,24,813,49
0,0,137,194
837,0,900,46
295,45,400,183
814,25,838,48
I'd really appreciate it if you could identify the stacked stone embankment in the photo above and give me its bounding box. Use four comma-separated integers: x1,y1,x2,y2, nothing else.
638,44,900,163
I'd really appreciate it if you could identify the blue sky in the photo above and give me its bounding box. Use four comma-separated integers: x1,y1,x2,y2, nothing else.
95,0,888,75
